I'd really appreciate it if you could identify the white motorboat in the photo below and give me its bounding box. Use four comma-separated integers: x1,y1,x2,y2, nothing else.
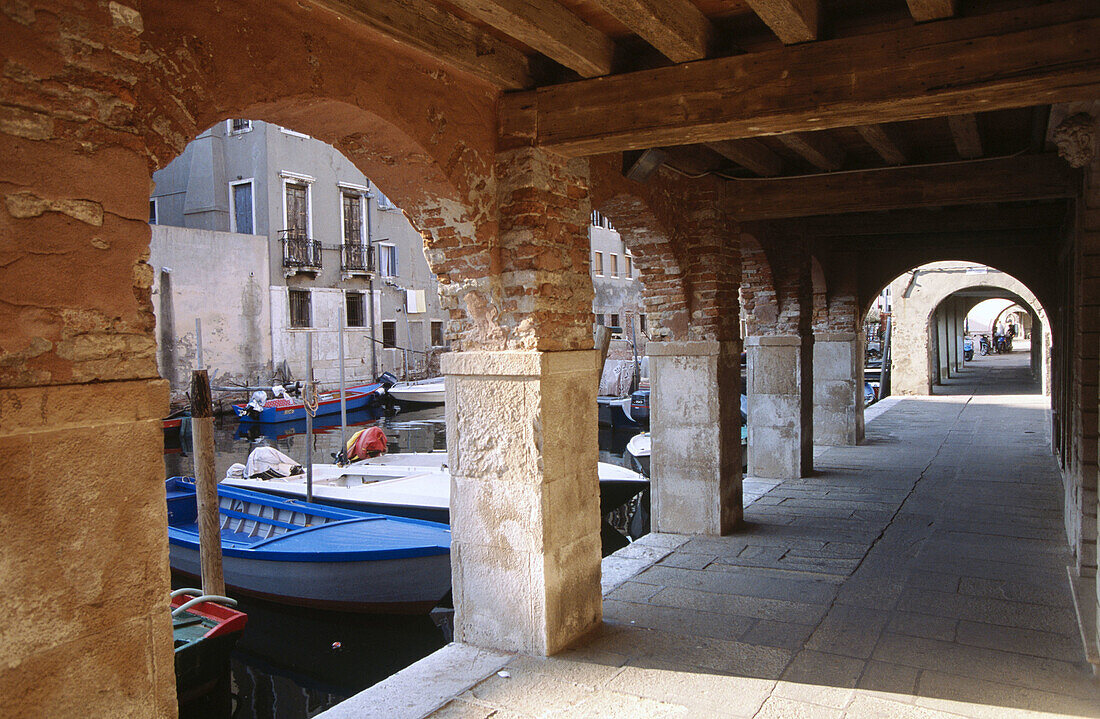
387,377,445,406
222,451,647,523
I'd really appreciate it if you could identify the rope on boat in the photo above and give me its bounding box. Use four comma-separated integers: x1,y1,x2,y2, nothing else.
304,381,319,418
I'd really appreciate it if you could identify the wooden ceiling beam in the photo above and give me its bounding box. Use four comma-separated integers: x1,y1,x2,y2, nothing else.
589,0,712,63
444,0,613,77
727,154,1077,221
705,140,784,176
507,1,1100,155
770,203,1067,237
856,124,908,165
841,229,1054,251
947,114,984,159
776,132,845,171
905,0,956,23
313,0,531,88
744,0,819,44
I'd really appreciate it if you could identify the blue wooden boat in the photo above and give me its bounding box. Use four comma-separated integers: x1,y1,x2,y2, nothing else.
232,382,386,423
165,478,451,613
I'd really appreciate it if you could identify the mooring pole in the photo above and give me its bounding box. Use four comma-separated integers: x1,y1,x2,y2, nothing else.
338,299,347,456
195,317,204,370
305,331,314,503
190,369,224,596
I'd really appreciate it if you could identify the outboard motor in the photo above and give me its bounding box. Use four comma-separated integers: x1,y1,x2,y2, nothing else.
376,372,399,391
628,388,650,425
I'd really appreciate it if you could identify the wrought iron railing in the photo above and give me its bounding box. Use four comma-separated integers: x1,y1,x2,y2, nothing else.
341,242,374,273
280,229,322,270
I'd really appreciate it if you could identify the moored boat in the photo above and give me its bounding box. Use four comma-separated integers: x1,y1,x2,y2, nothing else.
171,588,247,717
222,452,649,527
232,383,386,423
385,376,445,406
165,478,452,613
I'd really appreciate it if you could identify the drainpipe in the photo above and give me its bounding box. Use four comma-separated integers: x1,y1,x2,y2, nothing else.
367,190,378,378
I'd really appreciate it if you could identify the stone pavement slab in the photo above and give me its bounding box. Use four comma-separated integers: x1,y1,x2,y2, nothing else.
322,353,1100,718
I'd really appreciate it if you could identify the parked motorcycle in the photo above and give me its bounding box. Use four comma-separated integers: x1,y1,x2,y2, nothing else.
963,337,974,361
979,335,991,356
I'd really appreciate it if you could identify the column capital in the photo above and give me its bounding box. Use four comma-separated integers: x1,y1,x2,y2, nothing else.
814,331,858,343
441,349,599,377
647,340,739,357
744,334,813,347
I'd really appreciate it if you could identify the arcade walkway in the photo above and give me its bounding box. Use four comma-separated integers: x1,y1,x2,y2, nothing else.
336,351,1100,718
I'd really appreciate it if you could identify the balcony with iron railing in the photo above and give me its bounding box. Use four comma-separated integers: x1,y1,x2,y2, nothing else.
341,242,374,275
281,229,322,272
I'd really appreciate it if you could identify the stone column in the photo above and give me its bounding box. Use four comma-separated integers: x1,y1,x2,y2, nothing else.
946,307,954,380
649,341,742,534
813,332,865,446
443,141,602,656
746,334,813,478
936,308,951,383
444,351,602,655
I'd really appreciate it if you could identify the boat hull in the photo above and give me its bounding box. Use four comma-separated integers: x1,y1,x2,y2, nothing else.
169,545,451,614
234,385,384,423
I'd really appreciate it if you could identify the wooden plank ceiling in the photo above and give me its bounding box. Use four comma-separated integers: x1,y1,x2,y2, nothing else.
314,0,1098,218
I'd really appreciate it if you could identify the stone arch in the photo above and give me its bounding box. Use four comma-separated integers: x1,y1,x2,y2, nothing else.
589,156,694,341
858,248,1056,324
886,262,1050,396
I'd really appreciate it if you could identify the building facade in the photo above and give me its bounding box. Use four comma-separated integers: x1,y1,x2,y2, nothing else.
150,120,448,390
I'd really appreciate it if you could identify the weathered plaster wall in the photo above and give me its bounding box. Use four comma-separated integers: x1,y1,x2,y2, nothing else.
149,225,272,390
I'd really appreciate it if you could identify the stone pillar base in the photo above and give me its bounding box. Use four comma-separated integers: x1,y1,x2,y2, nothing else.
813,332,865,446
648,341,742,535
442,350,602,656
746,335,813,479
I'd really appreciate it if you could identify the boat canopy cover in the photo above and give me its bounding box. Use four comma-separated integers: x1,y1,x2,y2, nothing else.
224,446,303,480
347,426,387,461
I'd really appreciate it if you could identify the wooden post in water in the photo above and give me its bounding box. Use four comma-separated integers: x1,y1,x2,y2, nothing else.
195,317,204,370
190,369,224,596
305,332,314,503
338,300,347,456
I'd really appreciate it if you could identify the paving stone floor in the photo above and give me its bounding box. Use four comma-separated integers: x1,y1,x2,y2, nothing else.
429,350,1100,718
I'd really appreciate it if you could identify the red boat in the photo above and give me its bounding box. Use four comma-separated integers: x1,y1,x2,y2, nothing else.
171,589,248,717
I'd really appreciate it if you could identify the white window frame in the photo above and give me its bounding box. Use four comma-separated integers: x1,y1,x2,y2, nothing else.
228,178,255,234
279,171,315,237
227,119,253,135
378,242,398,277
593,251,604,277
610,253,619,278
338,188,367,246
279,126,311,139
148,197,158,225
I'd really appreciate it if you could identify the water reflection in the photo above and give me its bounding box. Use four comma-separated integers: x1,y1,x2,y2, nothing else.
227,597,448,719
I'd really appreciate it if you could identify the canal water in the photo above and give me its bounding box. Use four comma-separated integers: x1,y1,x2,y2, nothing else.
164,401,640,718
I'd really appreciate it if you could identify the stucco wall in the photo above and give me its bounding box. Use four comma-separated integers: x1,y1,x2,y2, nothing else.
149,225,272,390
